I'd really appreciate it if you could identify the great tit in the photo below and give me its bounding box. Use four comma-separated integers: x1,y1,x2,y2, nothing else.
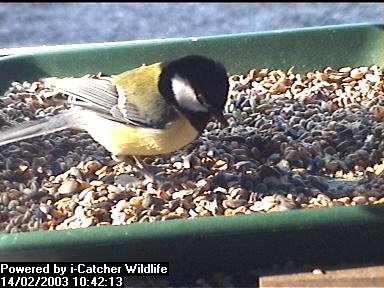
0,55,229,160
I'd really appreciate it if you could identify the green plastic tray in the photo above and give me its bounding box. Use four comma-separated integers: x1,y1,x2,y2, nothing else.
0,23,383,279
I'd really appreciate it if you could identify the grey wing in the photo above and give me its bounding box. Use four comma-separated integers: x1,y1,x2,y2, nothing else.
44,77,161,128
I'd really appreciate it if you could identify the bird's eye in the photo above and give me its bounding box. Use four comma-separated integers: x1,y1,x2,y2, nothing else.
196,94,208,107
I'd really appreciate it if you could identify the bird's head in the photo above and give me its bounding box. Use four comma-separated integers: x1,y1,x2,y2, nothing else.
159,54,229,131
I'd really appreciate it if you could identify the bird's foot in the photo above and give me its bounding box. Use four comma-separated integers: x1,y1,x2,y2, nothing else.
112,155,167,186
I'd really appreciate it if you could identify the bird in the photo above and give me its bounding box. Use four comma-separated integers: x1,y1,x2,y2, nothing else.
0,54,229,180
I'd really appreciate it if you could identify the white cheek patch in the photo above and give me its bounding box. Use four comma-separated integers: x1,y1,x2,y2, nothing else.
171,75,208,112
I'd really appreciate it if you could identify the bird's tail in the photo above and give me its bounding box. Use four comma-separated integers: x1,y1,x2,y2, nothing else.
0,110,83,147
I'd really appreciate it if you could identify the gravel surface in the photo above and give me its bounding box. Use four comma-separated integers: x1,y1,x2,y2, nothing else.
0,3,382,49
0,64,383,234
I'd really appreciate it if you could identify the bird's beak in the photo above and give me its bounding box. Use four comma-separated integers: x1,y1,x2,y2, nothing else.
214,111,228,127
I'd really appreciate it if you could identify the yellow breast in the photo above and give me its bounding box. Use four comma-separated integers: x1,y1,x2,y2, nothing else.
84,112,199,156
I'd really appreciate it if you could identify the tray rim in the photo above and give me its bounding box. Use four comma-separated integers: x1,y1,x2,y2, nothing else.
0,22,382,58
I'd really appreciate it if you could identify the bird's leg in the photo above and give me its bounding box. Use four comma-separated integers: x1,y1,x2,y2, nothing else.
131,155,161,183
112,154,164,185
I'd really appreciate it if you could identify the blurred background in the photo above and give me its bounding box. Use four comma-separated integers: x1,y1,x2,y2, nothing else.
0,3,383,49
